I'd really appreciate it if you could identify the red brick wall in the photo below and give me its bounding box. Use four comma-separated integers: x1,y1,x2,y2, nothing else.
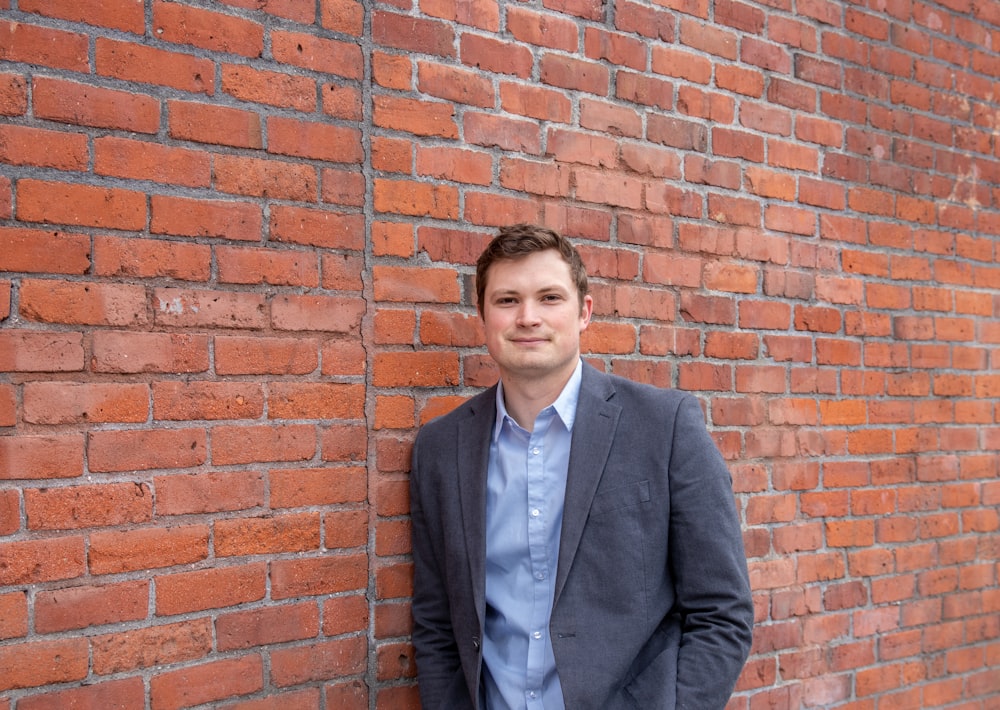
1,0,998,708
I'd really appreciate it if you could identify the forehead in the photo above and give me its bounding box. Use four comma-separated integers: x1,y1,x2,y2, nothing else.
484,250,574,291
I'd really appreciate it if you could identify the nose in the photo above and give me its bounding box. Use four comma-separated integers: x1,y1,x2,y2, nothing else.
516,300,541,326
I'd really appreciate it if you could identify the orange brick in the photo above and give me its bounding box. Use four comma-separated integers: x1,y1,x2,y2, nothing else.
17,179,146,230
269,467,365,509
150,655,264,708
35,581,148,633
0,637,88,692
19,278,148,327
153,2,263,57
24,483,152,531
221,64,316,111
33,77,158,132
215,513,321,556
270,554,367,599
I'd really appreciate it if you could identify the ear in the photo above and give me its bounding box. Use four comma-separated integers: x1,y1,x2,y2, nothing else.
578,294,593,330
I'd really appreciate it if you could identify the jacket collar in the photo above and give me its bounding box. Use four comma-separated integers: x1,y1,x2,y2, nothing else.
555,363,620,605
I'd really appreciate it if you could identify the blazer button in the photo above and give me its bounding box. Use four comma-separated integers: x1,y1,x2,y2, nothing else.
472,636,481,650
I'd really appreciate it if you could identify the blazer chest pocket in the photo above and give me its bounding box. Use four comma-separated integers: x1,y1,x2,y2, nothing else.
590,479,650,517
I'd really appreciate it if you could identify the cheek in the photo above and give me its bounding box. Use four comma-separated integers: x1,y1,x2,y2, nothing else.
482,313,502,334
482,316,508,346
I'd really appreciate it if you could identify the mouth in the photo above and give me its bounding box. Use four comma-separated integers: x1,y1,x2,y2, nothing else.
511,337,548,345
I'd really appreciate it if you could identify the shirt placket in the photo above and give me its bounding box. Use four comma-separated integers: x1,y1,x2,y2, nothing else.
524,410,553,708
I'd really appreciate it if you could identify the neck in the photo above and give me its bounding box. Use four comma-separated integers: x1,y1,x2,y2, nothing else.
499,363,577,432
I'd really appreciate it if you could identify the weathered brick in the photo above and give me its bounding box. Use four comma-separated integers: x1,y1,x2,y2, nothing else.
92,619,211,675
0,591,28,640
0,434,83,480
152,287,267,330
153,2,263,56
460,33,532,77
0,20,89,72
91,331,209,374
269,466,366,509
93,235,210,281
326,594,370,637
214,154,317,201
152,381,263,421
270,295,365,333
0,637,88,691
25,483,152,531
154,470,264,516
156,563,267,616
35,580,148,633
499,81,573,123
215,512,321,556
0,124,89,171
268,116,363,163
0,228,90,274
0,385,14,428
19,279,148,327
16,678,146,710
321,424,369,463
216,245,319,288
88,429,207,473
0,72,28,116
150,195,262,241
16,179,146,230
271,637,366,687
270,205,365,250
95,38,213,92
94,135,211,187
150,655,264,709
221,64,316,111
211,424,316,466
374,94,459,138
270,553,367,599
32,77,158,133
0,536,84,585
90,525,209,575
216,602,320,651
373,351,460,387
268,383,364,420
215,335,319,375
320,165,366,207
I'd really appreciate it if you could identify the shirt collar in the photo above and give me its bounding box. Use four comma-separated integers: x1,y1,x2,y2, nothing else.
493,359,583,442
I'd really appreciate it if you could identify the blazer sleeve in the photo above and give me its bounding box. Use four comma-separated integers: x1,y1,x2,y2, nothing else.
667,394,754,709
409,429,477,710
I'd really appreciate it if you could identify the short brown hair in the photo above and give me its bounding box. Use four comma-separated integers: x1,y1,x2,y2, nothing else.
475,224,589,315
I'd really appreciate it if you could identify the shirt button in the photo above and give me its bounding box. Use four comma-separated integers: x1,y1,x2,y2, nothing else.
533,631,542,639
528,691,537,699
535,571,545,580
531,447,540,455
531,508,540,517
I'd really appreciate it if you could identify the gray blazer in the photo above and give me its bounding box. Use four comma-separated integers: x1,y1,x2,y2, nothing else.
410,362,753,709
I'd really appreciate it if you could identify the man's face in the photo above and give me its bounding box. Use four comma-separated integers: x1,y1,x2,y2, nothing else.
481,249,593,385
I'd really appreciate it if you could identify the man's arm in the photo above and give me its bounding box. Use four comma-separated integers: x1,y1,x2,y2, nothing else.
667,394,754,709
409,434,476,709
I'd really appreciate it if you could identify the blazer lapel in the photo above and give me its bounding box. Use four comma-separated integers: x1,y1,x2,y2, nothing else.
456,387,497,617
554,364,620,606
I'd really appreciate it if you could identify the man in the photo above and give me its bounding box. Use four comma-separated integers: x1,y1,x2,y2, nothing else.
409,224,753,709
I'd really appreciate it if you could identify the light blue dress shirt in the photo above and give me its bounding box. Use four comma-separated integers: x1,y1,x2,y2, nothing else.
482,360,582,710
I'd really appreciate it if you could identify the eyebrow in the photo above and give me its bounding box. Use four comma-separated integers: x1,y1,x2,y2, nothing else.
490,284,569,298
